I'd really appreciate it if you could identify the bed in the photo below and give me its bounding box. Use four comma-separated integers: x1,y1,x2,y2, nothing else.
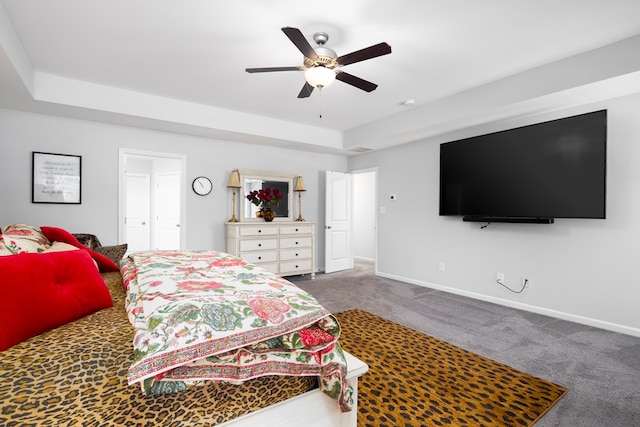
0,225,367,426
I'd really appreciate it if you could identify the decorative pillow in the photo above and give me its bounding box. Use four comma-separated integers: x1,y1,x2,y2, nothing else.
40,226,119,272
72,233,102,250
43,241,100,270
96,243,128,264
3,224,45,236
0,224,51,255
0,250,113,351
71,233,127,263
43,241,81,253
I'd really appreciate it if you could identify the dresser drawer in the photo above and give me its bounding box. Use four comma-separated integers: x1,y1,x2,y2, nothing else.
257,263,279,274
227,222,315,278
280,260,312,275
242,251,278,264
239,226,278,237
279,225,313,235
239,239,277,251
280,248,312,261
280,237,312,249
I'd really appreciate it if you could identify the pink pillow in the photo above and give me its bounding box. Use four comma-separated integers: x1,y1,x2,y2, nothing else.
0,250,113,351
40,226,119,272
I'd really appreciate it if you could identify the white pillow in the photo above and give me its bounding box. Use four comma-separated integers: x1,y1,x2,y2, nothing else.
44,241,99,270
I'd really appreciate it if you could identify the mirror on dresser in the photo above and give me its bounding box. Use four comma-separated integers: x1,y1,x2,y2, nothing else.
237,169,296,221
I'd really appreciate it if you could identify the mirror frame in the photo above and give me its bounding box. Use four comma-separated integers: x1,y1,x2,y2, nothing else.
238,169,296,222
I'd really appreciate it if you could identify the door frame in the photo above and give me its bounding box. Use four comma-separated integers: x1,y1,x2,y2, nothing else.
118,148,187,250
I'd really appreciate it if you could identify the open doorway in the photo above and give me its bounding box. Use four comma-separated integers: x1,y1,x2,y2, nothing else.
324,168,377,274
352,168,377,268
118,149,187,252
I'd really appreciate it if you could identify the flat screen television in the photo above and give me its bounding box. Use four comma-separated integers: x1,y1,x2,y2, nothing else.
439,110,607,223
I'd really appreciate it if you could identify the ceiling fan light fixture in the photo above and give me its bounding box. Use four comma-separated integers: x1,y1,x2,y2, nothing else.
304,66,336,89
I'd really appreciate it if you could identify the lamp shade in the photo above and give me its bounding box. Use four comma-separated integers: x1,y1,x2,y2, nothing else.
294,176,306,192
304,66,336,89
227,170,241,188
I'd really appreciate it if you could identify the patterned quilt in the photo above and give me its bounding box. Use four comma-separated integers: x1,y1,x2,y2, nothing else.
121,250,352,411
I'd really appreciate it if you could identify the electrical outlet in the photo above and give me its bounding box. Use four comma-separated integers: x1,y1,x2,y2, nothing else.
497,272,505,283
438,262,445,272
522,277,531,287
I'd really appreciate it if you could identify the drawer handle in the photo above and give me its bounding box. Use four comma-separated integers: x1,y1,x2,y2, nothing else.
258,243,262,247
295,228,299,232
258,256,262,260
295,253,299,257
295,241,299,245
295,265,299,268
258,229,262,233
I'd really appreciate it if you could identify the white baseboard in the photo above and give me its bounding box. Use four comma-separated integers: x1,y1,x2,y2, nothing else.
377,271,640,338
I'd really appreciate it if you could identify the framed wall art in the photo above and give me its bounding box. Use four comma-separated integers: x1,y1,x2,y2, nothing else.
32,151,82,204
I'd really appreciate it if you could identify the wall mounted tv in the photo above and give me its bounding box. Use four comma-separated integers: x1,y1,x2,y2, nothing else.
439,110,607,224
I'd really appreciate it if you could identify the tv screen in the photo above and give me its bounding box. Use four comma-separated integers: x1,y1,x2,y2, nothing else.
439,110,607,222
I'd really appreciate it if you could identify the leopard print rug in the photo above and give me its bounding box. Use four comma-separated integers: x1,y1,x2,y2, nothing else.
334,309,568,427
0,272,316,426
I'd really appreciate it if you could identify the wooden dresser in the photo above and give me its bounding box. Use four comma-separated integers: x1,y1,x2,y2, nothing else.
226,222,315,278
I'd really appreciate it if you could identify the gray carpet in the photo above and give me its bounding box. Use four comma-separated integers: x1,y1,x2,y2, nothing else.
290,261,640,427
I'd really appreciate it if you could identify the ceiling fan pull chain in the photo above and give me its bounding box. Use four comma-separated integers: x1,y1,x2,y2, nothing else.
318,88,324,119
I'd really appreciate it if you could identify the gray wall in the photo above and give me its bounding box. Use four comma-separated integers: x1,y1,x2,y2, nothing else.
3,90,639,336
348,92,640,336
0,108,348,268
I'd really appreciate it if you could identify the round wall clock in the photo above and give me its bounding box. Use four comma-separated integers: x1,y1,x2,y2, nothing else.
192,176,212,196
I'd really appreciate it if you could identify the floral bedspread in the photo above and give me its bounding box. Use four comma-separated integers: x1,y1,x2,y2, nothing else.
121,250,352,411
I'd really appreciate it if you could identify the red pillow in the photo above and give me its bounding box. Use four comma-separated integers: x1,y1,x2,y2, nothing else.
40,226,119,272
0,250,113,351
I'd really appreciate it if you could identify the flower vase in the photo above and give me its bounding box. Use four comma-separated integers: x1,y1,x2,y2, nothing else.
261,209,276,222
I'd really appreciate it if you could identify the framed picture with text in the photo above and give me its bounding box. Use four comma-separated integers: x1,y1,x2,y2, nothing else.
32,151,82,204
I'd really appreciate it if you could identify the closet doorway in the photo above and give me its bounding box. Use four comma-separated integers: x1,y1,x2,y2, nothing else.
118,149,187,253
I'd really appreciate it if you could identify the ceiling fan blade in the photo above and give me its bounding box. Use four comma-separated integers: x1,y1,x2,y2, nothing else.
282,27,318,59
245,66,303,73
336,42,392,66
297,82,314,98
335,72,378,92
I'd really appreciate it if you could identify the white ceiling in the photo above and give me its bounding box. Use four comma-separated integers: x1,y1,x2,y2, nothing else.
2,0,640,154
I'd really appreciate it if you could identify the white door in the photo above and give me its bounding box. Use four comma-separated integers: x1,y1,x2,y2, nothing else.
125,174,150,253
119,149,186,254
155,173,181,250
325,171,353,273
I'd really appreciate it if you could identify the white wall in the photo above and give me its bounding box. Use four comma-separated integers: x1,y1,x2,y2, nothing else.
0,108,348,268
348,92,640,336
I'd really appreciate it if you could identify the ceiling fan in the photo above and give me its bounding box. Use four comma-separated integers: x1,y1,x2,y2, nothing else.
246,27,392,98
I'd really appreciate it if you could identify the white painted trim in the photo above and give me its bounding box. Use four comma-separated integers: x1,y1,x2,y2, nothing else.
377,271,640,338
